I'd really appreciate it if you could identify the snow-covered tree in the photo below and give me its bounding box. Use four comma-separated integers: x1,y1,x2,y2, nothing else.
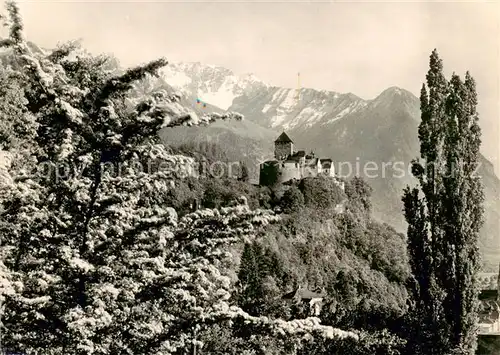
0,2,252,353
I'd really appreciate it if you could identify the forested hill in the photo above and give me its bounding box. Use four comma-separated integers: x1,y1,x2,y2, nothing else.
164,141,411,351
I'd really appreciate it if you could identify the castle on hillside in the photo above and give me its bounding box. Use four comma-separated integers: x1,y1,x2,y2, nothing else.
259,132,344,189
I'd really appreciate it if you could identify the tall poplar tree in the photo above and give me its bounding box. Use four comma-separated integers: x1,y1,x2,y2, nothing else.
403,50,484,354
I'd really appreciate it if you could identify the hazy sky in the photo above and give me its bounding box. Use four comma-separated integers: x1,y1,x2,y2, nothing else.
11,0,500,174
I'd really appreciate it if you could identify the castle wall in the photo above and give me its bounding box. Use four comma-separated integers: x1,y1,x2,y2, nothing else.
275,142,294,160
301,168,316,178
259,162,280,186
277,162,302,183
301,164,320,179
260,159,344,188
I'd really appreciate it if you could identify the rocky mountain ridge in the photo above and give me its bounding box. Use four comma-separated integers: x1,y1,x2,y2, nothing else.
161,61,269,111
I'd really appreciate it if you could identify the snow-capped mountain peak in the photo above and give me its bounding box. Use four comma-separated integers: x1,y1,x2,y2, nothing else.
161,61,268,110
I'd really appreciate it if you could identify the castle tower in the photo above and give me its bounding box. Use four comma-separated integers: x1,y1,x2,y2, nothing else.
274,132,294,160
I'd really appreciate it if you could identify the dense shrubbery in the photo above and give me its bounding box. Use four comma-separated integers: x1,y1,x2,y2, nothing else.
280,185,305,213
298,175,346,209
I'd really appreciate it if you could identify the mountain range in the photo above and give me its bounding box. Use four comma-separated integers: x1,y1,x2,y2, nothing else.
158,61,500,271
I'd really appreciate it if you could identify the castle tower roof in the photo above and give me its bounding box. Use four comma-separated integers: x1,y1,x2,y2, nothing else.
275,132,293,144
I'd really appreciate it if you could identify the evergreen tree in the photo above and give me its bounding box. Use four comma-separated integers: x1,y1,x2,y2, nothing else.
402,49,484,354
237,242,262,314
237,242,285,316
